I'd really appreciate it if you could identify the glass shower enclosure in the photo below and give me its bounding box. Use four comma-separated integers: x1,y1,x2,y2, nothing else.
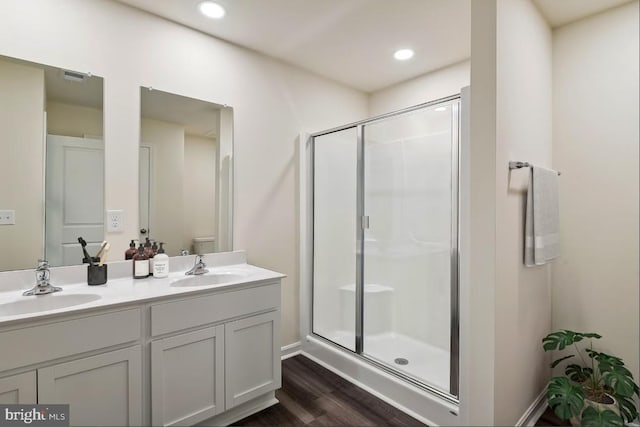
311,95,460,399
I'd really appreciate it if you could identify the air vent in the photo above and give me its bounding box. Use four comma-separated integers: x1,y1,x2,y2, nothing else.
62,70,87,82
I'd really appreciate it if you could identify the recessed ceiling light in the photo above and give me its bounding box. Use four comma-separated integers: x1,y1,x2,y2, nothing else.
393,49,414,61
199,1,225,19
434,106,447,112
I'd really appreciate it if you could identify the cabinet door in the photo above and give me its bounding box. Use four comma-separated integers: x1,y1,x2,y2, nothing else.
225,311,281,409
151,325,225,426
38,346,142,426
0,371,36,404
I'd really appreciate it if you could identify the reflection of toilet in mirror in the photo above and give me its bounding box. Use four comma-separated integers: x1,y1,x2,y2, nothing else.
192,236,216,254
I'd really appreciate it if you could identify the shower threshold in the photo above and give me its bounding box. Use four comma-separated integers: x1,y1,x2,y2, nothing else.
325,330,450,393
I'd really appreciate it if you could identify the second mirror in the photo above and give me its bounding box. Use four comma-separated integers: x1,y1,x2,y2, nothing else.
139,88,233,256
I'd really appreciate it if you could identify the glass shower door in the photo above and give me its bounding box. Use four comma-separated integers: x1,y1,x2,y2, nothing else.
312,127,358,351
361,100,459,394
310,96,460,398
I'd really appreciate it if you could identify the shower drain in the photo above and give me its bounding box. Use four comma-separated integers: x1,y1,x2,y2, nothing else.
394,358,409,365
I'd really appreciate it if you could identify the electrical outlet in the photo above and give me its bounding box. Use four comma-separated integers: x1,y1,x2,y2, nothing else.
0,210,16,225
106,209,124,233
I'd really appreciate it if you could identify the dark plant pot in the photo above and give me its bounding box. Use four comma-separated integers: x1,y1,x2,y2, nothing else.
569,393,619,426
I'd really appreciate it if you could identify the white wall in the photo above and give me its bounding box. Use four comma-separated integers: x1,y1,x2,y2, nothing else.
140,118,185,255
0,0,368,346
183,134,217,253
552,1,639,384
47,101,103,138
368,60,469,116
463,1,553,424
462,1,497,424
0,59,45,271
494,0,553,424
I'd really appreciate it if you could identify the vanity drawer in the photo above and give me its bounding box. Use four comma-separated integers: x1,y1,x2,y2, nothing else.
151,282,280,336
0,308,141,372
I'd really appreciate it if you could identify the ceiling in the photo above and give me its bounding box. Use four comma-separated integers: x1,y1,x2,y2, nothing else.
117,0,633,93
141,88,221,138
533,0,634,28
116,0,471,93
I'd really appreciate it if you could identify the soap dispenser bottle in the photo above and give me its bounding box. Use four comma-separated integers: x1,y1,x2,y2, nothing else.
132,244,150,279
144,238,155,276
153,243,169,278
125,240,137,260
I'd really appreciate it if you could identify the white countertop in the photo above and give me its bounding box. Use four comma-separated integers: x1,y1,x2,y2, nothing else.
0,251,285,327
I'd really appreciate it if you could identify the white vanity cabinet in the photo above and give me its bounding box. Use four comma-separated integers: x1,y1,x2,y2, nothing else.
225,311,280,409
0,371,37,404
0,308,143,426
151,326,225,426
38,346,143,426
149,281,281,427
0,270,282,427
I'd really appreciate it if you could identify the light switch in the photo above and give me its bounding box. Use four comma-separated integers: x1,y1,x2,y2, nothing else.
0,210,15,225
106,209,124,232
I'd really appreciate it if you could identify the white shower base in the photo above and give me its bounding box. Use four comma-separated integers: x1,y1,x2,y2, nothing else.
303,334,459,426
327,330,450,392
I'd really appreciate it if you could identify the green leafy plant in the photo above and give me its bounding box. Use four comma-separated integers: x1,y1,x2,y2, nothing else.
542,330,639,426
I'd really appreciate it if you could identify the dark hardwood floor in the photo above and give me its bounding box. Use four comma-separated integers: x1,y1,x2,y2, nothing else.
234,355,426,426
234,355,567,426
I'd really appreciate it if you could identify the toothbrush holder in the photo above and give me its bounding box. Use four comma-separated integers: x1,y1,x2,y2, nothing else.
87,264,108,286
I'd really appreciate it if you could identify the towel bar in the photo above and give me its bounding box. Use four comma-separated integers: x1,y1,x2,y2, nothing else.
509,161,561,175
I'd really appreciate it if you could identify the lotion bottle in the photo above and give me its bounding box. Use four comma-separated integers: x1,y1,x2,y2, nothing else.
153,243,169,278
132,244,150,279
144,238,155,276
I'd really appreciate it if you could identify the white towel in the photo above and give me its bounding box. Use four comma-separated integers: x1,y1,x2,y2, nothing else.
524,166,560,266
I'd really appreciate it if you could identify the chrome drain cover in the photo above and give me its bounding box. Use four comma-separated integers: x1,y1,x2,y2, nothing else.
394,358,409,365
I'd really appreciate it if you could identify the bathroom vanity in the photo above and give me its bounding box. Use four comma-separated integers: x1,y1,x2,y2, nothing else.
0,251,284,427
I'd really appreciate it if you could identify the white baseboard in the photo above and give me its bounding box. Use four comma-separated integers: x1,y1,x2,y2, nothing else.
516,386,548,426
281,341,302,360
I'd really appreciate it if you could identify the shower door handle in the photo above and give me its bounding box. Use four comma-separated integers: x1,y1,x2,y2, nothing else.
361,215,369,229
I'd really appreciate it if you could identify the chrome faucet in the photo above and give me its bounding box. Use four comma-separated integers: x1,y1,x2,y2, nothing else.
23,260,62,296
185,255,209,276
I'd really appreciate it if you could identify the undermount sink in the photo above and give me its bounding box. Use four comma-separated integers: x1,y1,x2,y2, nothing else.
170,272,248,287
0,293,102,316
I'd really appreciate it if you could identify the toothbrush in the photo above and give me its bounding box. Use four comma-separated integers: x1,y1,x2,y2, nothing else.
95,241,108,258
78,237,94,266
99,244,111,267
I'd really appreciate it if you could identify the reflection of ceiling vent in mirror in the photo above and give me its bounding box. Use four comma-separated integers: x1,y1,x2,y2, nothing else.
62,69,87,83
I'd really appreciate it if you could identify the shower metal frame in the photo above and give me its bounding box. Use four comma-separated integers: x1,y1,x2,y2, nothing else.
309,93,461,403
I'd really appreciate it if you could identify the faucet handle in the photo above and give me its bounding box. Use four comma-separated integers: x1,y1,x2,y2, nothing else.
36,259,50,270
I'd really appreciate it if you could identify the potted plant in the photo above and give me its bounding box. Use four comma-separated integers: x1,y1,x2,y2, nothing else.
542,330,639,426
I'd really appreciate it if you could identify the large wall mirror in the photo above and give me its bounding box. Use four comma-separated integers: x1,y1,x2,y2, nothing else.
139,87,233,256
0,54,104,271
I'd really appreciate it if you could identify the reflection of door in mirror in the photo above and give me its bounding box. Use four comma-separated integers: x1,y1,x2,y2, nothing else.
139,88,233,256
45,136,104,266
0,54,104,271
139,145,151,243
